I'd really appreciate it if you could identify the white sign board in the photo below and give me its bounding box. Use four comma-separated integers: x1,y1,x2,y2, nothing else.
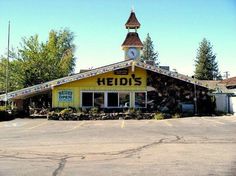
58,90,73,102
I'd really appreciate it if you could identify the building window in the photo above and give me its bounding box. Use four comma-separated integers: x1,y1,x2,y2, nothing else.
82,92,93,107
107,92,118,107
119,92,130,107
135,92,146,108
94,92,104,108
81,91,144,108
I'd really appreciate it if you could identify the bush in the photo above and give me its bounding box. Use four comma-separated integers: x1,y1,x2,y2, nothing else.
76,107,82,113
127,108,136,114
0,110,13,121
154,113,164,120
0,105,12,111
89,107,99,114
0,106,6,111
47,111,59,120
59,108,73,115
215,111,227,116
172,113,181,119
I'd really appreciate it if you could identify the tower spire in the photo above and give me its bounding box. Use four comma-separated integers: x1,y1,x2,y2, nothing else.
131,5,134,12
122,10,143,60
125,10,140,29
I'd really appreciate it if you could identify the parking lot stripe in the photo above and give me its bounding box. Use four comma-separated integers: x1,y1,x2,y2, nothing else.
202,118,225,125
220,117,236,123
27,121,49,130
73,121,85,129
121,120,125,128
164,120,173,127
65,121,85,132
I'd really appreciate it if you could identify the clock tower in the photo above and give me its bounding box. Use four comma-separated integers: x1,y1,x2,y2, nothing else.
122,10,143,60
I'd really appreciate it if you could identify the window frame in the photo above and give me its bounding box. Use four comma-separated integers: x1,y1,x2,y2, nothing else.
118,92,131,108
81,91,94,108
80,91,131,108
94,92,105,108
134,91,147,108
107,92,119,108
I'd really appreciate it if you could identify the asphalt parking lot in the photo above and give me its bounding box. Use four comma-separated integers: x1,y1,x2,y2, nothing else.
0,116,236,176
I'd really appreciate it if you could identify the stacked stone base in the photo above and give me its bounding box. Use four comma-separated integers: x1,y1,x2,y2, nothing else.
47,112,155,121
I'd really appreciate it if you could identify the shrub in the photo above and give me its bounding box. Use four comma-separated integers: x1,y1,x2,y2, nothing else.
125,108,135,114
47,111,59,120
215,111,227,116
59,108,73,116
172,113,181,119
154,113,164,120
68,106,77,113
76,107,82,113
89,107,99,114
0,106,6,111
0,105,12,111
0,110,13,121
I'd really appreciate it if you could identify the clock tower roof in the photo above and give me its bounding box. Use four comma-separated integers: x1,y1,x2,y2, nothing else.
121,32,143,48
125,11,141,29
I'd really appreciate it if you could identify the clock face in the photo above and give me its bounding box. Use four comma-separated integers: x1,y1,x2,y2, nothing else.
127,48,138,59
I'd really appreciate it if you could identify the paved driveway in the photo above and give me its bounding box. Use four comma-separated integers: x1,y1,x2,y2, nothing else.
0,116,236,176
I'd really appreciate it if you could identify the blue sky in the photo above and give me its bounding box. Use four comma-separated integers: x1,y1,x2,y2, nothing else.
1,0,236,77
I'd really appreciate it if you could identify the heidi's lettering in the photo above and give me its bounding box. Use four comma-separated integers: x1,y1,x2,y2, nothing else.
97,74,142,86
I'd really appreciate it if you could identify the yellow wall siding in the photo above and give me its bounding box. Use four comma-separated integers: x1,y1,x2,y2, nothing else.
52,67,147,108
52,87,79,108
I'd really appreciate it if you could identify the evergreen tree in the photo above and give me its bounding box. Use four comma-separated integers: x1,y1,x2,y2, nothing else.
141,33,159,65
194,38,221,80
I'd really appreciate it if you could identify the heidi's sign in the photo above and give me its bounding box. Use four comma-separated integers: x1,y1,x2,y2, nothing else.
58,90,73,102
97,74,142,86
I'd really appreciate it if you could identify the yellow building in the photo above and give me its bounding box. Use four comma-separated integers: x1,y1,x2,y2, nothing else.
0,10,209,113
52,66,147,109
51,10,147,109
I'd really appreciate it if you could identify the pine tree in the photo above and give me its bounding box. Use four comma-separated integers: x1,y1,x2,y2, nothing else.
194,38,221,80
141,33,159,65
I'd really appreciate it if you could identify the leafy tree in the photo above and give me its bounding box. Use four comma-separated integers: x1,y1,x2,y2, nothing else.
0,29,76,91
141,33,159,65
0,58,6,92
43,29,76,79
194,38,221,80
0,49,25,92
18,29,76,87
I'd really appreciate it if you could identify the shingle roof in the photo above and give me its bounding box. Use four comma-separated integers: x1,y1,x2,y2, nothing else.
125,11,141,29
199,80,230,92
1,61,212,101
220,76,236,86
121,32,143,48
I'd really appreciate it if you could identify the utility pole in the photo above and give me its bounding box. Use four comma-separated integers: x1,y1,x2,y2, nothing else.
224,71,230,79
192,76,198,115
194,82,197,115
5,21,10,109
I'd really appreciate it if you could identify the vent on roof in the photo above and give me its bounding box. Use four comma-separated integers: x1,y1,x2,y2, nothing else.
159,66,170,71
144,60,155,66
79,69,90,73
